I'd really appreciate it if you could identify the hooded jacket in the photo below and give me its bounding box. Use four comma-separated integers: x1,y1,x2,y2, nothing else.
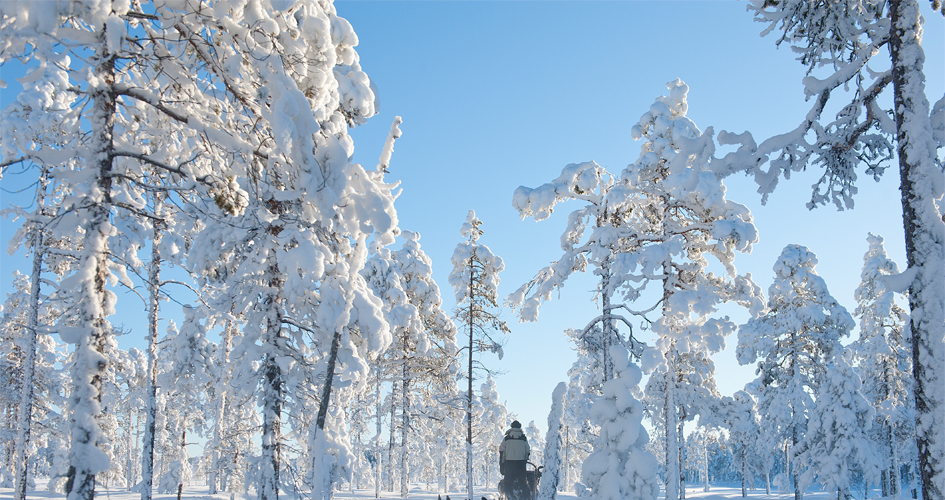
499,428,530,462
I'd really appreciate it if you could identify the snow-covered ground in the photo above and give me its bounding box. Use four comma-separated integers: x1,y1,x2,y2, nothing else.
0,483,877,500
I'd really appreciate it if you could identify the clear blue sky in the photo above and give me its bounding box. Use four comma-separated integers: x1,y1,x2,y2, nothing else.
336,0,944,431
1,1,942,434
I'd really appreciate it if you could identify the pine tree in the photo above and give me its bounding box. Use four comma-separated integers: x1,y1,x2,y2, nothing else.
852,233,914,496
477,375,508,489
737,244,855,500
0,270,67,494
795,350,882,500
537,382,567,500
579,345,659,500
510,160,646,383
449,210,509,500
155,309,214,500
618,79,765,500
716,391,766,498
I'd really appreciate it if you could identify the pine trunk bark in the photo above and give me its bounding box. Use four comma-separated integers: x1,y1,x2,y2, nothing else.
13,167,48,500
176,428,186,500
888,2,945,499
664,356,679,500
374,362,383,499
68,38,117,500
400,349,409,498
313,328,343,500
679,420,686,500
466,256,475,500
260,256,285,500
209,315,233,495
141,194,164,500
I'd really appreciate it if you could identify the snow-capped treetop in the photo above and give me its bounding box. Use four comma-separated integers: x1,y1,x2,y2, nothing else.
508,161,621,324
852,233,912,438
738,244,854,369
450,211,505,306
855,233,904,323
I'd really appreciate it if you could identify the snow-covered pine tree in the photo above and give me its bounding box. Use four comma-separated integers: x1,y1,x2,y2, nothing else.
477,375,508,489
579,345,658,500
0,270,67,494
716,391,766,497
509,161,645,383
155,309,214,500
795,350,882,500
737,244,855,500
852,233,914,496
619,79,763,500
711,2,944,495
114,347,147,490
537,382,567,500
363,229,458,497
525,421,545,469
449,210,509,500
560,330,603,493
206,305,239,496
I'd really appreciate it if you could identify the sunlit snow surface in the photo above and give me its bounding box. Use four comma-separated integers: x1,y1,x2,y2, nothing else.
0,483,892,500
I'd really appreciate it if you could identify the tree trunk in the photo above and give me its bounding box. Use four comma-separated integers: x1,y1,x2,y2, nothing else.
888,2,945,500
388,379,398,492
400,350,409,498
209,314,233,495
679,419,686,500
740,448,747,497
703,434,709,492
664,356,679,500
14,167,48,500
260,267,284,500
792,430,802,500
374,362,383,499
312,328,342,500
141,194,164,500
466,257,475,500
600,262,613,382
177,428,186,500
69,39,117,500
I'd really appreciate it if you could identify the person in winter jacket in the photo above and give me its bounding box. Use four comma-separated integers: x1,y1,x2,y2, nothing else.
499,420,530,500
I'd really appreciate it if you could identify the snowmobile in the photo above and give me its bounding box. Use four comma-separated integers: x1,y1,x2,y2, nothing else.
497,461,542,500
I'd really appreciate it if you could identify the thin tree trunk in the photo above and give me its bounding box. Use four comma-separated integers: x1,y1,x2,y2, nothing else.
14,167,48,500
126,404,135,490
374,362,383,499
703,434,709,492
141,195,165,500
466,256,475,500
679,419,686,500
792,430,802,500
888,2,945,499
209,314,233,495
260,259,285,500
400,348,409,498
313,328,343,500
388,379,398,492
740,448,747,498
664,356,679,500
177,428,186,500
69,38,117,500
